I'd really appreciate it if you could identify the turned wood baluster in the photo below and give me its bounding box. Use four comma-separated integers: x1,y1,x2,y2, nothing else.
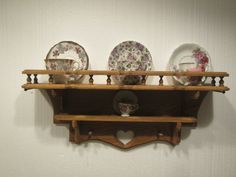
159,75,164,86
27,74,32,84
89,75,94,84
141,75,146,85
211,77,216,86
49,74,53,84
219,77,224,87
33,74,38,84
107,75,111,85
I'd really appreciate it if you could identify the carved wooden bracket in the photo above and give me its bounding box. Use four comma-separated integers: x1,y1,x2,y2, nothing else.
69,122,183,149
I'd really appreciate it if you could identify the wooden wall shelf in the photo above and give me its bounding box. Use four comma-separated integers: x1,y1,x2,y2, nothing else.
22,69,229,149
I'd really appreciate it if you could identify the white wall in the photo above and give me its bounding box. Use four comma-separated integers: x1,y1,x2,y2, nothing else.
1,0,236,176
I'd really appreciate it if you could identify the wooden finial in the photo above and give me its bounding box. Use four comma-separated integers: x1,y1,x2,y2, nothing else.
219,77,224,86
89,75,94,84
33,74,38,84
107,75,111,85
141,75,146,85
211,77,216,86
159,75,164,86
49,74,53,84
27,74,32,84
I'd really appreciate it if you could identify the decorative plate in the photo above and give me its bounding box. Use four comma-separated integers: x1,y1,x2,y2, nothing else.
46,41,89,81
168,43,211,85
108,41,152,85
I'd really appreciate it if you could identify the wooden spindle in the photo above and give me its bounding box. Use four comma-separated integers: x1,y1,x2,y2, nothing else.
27,74,32,84
211,77,216,86
141,75,146,85
89,75,94,84
49,74,53,84
159,75,164,86
106,75,111,85
219,77,224,86
33,74,38,84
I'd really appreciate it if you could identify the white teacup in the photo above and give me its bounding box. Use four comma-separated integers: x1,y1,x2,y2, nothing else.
119,103,139,117
45,59,78,70
179,62,196,71
45,59,79,83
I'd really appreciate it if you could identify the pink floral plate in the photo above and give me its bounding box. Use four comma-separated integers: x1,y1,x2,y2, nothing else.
46,41,89,81
108,41,152,85
168,43,211,85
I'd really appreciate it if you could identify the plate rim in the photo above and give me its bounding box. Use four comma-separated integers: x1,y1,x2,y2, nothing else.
46,40,89,70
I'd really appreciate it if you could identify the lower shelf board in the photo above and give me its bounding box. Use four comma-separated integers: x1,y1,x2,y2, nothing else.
54,114,197,123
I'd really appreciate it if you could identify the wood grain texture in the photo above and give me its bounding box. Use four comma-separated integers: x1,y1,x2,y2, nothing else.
22,83,229,91
54,114,196,123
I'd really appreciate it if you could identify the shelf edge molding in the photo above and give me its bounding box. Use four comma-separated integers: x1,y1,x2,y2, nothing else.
54,115,197,123
22,83,229,92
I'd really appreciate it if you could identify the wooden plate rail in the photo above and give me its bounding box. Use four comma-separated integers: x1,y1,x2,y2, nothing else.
22,70,229,149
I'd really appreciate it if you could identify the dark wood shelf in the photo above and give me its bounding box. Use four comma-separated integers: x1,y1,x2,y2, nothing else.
22,69,230,149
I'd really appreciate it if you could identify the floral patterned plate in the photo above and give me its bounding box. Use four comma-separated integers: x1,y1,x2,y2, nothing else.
108,41,152,85
46,41,89,81
168,43,211,85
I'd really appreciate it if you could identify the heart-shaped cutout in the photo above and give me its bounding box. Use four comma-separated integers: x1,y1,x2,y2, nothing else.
116,130,134,145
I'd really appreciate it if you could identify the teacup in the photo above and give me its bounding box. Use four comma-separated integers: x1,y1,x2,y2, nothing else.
119,103,139,117
179,62,196,71
45,59,78,71
178,61,204,85
45,59,79,83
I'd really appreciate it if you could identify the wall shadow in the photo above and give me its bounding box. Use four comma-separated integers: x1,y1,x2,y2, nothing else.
181,92,214,140
175,93,236,156
34,90,69,144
